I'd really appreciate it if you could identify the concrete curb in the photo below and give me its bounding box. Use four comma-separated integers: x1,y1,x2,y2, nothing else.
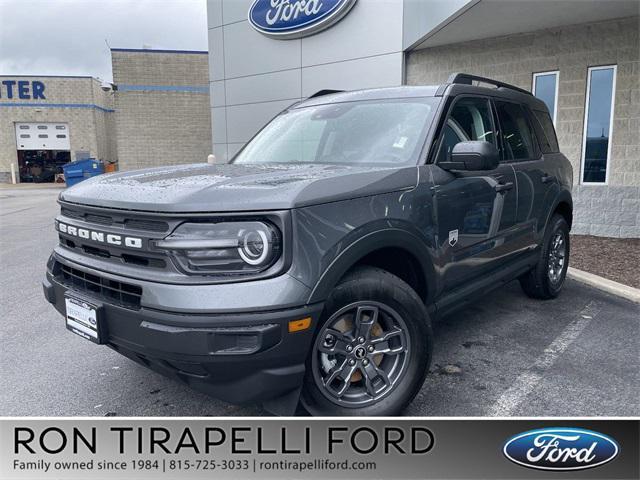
568,267,640,304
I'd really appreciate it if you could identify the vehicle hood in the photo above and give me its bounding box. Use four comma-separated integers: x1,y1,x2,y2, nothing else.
59,163,418,212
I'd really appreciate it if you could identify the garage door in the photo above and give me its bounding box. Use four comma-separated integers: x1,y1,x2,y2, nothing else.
15,123,71,150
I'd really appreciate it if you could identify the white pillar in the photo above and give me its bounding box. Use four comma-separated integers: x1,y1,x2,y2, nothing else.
10,162,17,184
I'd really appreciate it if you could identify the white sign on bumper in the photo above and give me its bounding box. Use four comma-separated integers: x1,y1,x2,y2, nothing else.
65,296,100,344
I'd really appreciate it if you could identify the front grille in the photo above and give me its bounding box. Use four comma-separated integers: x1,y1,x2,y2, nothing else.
54,262,142,309
59,236,167,269
85,213,113,226
125,219,169,232
60,208,84,220
60,207,168,233
58,205,172,272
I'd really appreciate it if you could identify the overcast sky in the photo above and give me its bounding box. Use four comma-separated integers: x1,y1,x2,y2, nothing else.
0,0,208,82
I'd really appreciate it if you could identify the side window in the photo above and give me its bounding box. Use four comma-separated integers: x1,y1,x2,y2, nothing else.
530,109,560,153
437,97,495,163
495,101,537,161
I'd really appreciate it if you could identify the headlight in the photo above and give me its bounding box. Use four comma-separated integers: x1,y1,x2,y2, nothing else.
155,222,281,275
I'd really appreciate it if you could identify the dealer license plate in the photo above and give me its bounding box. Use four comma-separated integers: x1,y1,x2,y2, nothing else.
65,296,101,344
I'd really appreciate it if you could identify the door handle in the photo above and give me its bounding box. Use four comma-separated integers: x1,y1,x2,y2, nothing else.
541,174,555,184
495,182,514,193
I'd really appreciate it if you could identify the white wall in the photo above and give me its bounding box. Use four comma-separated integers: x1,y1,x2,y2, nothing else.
207,0,405,162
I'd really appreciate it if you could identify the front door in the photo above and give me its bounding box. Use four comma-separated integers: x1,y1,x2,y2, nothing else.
431,96,518,291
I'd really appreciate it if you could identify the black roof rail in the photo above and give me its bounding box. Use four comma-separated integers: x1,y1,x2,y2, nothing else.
308,89,344,99
286,89,345,110
445,72,532,96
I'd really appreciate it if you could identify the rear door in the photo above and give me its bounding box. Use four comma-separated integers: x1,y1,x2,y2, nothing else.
528,107,563,237
493,101,558,251
431,96,518,291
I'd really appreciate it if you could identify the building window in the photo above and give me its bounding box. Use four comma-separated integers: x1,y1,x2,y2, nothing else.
581,65,617,184
532,71,559,125
37,125,48,130
56,125,66,130
38,134,48,138
19,125,29,130
56,134,66,139
19,134,30,138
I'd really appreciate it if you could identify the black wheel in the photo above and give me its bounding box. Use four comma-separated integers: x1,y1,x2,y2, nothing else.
301,266,432,416
520,214,570,299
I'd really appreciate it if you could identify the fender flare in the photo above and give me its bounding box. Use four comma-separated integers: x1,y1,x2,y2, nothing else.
306,228,438,305
544,188,573,232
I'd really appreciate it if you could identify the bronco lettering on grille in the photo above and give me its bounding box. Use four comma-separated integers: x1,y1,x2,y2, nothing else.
56,221,143,249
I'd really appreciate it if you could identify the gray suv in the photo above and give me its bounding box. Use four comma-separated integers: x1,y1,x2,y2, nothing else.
44,73,573,416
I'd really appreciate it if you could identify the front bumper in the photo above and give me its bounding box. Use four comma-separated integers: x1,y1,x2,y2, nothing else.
44,254,324,405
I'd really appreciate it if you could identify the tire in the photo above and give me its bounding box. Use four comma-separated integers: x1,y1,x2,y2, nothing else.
300,266,432,416
519,214,570,299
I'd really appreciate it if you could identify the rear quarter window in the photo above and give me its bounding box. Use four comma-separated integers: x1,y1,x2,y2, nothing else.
531,109,560,153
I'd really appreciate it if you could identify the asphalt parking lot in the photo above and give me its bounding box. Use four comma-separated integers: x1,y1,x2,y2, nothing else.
1,185,638,417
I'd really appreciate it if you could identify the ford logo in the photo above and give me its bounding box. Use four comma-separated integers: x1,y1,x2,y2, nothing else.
504,428,619,471
248,0,357,39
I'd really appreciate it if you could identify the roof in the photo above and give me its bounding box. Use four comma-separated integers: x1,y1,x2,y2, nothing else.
0,74,97,80
294,86,440,108
407,0,639,50
292,82,547,112
110,48,208,55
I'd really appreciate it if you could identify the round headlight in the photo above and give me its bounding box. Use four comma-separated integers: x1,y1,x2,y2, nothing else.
238,229,270,265
155,221,281,275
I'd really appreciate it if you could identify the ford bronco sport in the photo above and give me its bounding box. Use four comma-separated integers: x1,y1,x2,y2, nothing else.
44,73,573,416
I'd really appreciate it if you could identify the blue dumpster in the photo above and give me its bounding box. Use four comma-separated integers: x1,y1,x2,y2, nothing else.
63,158,104,187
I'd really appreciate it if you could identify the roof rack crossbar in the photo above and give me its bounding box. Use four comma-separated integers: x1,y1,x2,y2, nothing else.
446,73,531,96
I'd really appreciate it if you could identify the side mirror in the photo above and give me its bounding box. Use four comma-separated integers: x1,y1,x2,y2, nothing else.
439,141,499,171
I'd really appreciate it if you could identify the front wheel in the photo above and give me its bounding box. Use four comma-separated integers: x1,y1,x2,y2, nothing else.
520,214,570,299
300,266,432,416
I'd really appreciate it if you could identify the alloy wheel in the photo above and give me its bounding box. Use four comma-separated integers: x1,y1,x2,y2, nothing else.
548,230,567,284
311,301,410,408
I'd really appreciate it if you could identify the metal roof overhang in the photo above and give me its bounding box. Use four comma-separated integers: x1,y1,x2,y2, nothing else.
408,0,639,51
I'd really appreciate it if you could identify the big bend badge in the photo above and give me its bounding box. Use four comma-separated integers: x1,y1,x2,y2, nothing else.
448,229,459,247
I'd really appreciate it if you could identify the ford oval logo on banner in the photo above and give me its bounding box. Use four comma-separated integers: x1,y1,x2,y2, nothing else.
249,0,357,39
503,428,619,471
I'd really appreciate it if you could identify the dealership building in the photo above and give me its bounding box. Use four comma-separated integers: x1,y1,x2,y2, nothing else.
1,1,637,238
0,75,117,183
111,48,212,171
0,48,211,183
207,0,639,237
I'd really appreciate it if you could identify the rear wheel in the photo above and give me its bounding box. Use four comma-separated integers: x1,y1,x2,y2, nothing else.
301,266,432,416
520,214,570,299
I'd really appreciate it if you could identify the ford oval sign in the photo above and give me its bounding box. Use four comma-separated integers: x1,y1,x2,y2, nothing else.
504,428,619,471
248,0,357,39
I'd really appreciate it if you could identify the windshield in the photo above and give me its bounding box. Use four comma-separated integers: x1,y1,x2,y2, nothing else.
233,98,438,166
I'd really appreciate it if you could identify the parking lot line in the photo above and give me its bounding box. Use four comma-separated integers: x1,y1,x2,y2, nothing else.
487,301,602,416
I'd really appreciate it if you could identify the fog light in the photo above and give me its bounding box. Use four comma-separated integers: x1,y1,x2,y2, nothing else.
288,317,311,333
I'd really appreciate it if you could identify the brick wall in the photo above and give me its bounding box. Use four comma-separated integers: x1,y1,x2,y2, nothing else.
406,17,640,238
112,50,208,86
111,50,212,171
91,79,118,164
0,76,115,181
